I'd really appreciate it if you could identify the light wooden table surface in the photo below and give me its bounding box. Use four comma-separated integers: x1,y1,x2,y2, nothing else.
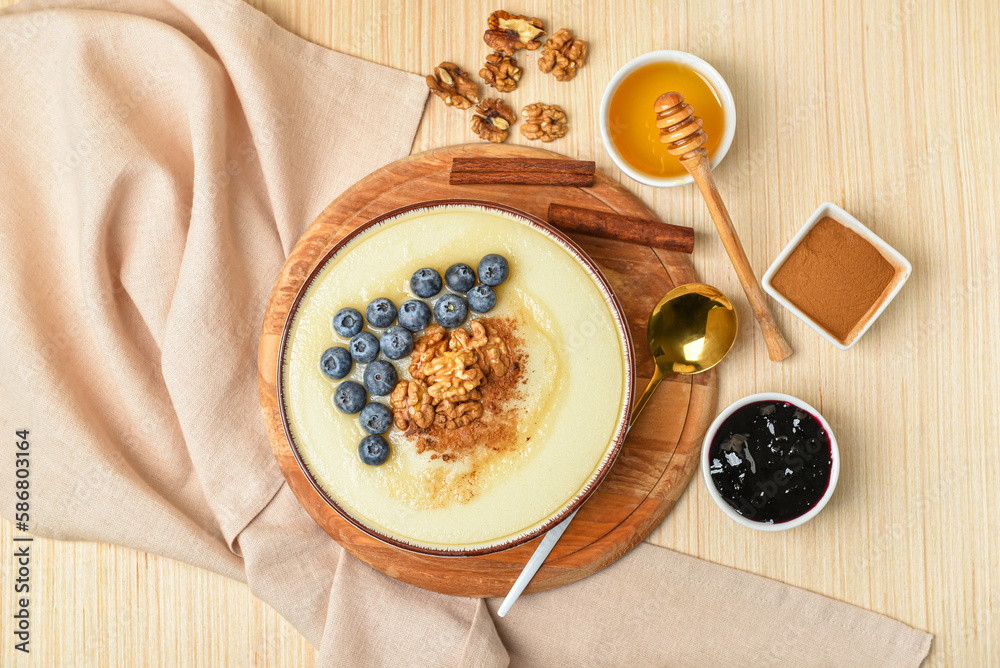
2,0,997,665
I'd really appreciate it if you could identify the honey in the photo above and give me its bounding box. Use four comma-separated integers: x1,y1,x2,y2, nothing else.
608,61,726,179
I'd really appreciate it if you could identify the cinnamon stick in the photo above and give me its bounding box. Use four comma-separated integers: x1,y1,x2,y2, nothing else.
452,157,595,173
449,157,596,186
547,203,695,254
450,171,594,186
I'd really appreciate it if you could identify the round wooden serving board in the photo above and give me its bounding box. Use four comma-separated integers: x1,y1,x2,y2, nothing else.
258,144,718,598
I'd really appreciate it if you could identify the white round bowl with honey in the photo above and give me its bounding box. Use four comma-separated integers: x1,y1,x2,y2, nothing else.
281,203,632,554
599,50,736,188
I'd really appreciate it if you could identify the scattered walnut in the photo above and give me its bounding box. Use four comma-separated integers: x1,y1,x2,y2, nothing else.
538,29,588,81
484,10,545,55
426,62,480,109
390,322,510,431
471,98,516,143
520,103,569,142
480,52,522,93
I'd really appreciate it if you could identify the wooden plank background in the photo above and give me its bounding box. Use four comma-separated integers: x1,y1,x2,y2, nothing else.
2,0,997,665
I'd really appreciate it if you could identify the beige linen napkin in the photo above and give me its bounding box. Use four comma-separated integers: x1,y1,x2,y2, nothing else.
0,0,931,665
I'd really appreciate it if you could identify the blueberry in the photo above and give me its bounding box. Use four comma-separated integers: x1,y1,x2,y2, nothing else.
366,298,397,328
434,294,468,328
380,326,414,360
410,268,443,298
398,299,432,332
445,263,476,292
319,346,352,379
349,331,380,363
478,254,509,286
332,307,363,338
358,434,390,466
364,360,398,396
333,381,366,414
359,402,393,435
467,284,497,313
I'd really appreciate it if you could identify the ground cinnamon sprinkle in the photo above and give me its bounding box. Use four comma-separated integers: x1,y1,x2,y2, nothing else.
408,316,525,459
771,217,896,342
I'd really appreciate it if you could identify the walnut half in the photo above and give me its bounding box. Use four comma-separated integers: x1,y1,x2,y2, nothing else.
538,29,588,82
520,103,569,142
480,52,521,93
390,322,510,432
433,399,484,430
391,380,435,431
471,98,516,143
426,62,480,110
484,10,545,55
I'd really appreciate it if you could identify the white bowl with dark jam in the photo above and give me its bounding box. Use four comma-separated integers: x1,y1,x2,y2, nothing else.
701,393,839,531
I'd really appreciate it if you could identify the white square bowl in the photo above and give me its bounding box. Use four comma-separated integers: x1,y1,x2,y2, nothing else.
762,202,912,350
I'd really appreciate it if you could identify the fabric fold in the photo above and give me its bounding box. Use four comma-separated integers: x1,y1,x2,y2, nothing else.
487,543,932,667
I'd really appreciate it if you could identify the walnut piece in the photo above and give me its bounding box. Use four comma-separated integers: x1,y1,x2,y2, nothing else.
467,320,510,377
391,380,435,430
484,10,545,55
520,103,569,142
434,399,484,430
538,29,588,81
426,62,480,109
480,52,522,93
390,322,510,432
471,98,516,143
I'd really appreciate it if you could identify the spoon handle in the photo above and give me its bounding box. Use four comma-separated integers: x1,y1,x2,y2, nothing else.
497,366,668,615
655,92,792,362
497,508,578,617
682,155,793,362
628,366,664,428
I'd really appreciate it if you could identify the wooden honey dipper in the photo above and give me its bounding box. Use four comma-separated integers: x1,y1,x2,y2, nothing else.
654,92,793,361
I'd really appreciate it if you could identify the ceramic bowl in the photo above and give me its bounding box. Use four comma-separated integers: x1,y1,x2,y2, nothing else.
276,199,635,556
762,202,912,350
599,50,736,187
701,392,840,532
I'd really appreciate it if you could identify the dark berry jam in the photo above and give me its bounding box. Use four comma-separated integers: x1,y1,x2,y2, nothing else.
708,401,832,524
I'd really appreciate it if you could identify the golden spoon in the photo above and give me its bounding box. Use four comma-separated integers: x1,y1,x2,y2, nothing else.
498,282,737,617
629,282,738,425
655,92,793,362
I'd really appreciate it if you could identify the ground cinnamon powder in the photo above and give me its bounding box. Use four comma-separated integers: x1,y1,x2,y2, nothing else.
771,217,896,342
408,316,525,460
